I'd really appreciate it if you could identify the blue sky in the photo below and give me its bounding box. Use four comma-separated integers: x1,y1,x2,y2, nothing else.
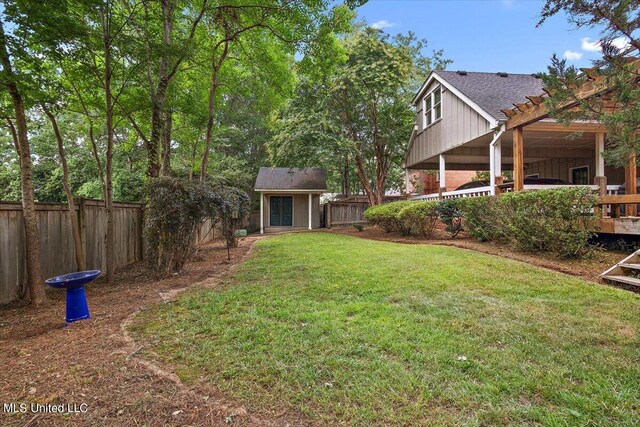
354,0,612,74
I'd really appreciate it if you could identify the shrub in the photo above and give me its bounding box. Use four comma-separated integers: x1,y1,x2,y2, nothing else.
499,187,596,258
397,201,439,238
218,186,251,248
437,198,463,238
459,187,597,258
459,197,504,242
364,200,415,233
145,177,250,275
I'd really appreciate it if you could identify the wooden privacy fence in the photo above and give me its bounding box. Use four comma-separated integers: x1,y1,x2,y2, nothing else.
324,201,370,228
0,198,217,304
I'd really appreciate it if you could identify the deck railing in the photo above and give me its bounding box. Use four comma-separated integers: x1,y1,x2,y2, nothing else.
412,184,623,202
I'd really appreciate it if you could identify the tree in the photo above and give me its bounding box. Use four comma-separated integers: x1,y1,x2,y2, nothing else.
539,0,640,167
271,25,450,204
0,16,46,305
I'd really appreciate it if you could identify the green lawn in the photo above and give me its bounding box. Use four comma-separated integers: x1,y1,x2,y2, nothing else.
130,233,640,426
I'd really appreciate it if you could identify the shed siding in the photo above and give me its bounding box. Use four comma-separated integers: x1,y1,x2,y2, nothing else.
261,193,320,230
407,86,492,168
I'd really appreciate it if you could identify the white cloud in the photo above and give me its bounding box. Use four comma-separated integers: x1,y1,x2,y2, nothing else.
581,37,601,52
581,36,631,52
370,20,396,30
563,50,583,61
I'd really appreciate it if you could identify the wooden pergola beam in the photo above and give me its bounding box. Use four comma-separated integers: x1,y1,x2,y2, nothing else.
525,95,545,105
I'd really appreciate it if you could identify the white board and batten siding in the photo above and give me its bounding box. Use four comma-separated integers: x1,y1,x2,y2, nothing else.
406,81,492,168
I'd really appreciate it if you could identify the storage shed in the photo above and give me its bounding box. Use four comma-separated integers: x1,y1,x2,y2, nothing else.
254,167,327,234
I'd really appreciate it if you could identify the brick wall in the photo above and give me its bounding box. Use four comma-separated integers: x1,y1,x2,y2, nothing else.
408,170,478,194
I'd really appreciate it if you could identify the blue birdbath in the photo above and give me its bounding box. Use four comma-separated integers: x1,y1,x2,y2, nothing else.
45,270,101,323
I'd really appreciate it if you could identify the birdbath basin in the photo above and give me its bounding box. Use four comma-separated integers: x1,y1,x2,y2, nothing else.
45,270,100,323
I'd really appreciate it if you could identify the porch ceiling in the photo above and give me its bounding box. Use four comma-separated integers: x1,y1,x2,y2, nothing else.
413,123,598,170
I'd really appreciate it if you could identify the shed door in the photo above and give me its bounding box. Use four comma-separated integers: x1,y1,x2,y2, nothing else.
270,196,293,226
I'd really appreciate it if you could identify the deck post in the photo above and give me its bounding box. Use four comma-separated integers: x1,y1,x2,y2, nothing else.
513,126,524,192
438,155,446,198
259,192,264,234
625,154,637,217
595,132,605,177
308,193,312,230
594,176,607,218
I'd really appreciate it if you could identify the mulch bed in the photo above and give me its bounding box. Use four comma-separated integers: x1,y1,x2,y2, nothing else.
328,225,628,285
0,236,289,427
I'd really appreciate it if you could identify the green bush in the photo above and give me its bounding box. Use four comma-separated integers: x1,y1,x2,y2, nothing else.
145,177,250,275
459,187,597,258
397,201,439,238
500,187,596,258
364,200,415,233
459,197,504,242
437,198,463,238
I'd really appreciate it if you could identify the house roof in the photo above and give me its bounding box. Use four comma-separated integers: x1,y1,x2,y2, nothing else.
416,70,545,121
254,167,327,191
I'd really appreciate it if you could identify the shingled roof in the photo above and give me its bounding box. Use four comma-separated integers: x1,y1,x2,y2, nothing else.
432,71,545,121
254,167,327,191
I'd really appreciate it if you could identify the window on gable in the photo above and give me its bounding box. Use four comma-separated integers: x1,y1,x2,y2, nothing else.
423,85,441,128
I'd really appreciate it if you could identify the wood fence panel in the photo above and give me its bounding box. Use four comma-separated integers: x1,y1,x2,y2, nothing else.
326,202,370,227
0,198,225,304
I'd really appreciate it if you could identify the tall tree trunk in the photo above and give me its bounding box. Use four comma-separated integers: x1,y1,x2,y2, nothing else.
354,150,376,206
200,41,229,183
161,108,172,176
148,82,166,178
343,153,351,197
0,22,46,305
42,105,86,271
103,8,115,282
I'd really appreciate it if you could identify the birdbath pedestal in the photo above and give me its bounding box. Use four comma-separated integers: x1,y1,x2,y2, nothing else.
45,270,101,323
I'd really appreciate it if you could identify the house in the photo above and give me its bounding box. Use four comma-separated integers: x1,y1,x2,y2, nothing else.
403,68,639,234
404,70,630,196
254,167,326,234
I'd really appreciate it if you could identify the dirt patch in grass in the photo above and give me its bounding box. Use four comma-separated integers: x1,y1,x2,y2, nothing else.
0,236,293,427
328,225,628,286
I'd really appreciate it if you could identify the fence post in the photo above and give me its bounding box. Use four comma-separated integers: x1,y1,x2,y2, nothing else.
77,197,87,264
327,202,332,229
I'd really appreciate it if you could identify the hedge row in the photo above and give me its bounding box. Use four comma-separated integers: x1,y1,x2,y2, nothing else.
364,200,439,237
363,187,598,258
461,187,597,258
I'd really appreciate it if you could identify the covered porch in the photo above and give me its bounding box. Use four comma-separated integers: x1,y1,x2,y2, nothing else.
407,119,640,234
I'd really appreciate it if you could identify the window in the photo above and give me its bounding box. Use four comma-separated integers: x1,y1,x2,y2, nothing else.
422,85,442,128
270,196,293,226
570,166,589,185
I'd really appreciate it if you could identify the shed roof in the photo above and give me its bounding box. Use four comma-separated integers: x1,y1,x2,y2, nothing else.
254,167,327,191
432,71,545,120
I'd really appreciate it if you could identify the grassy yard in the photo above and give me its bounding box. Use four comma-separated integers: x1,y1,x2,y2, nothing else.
130,233,640,426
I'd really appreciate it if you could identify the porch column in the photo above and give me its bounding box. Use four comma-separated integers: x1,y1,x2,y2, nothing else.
594,132,607,219
625,154,637,217
308,193,312,230
513,126,524,192
489,137,502,196
259,192,264,234
439,154,446,198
